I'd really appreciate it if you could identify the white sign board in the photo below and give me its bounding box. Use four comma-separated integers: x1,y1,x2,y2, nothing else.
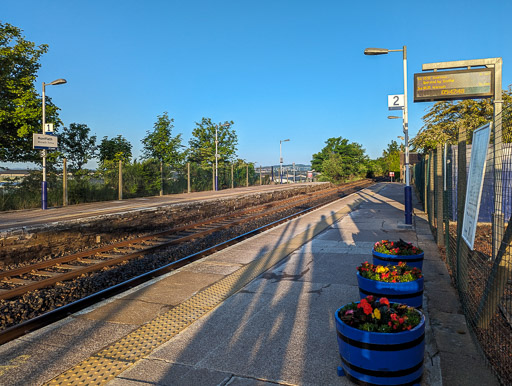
388,94,405,110
461,123,491,250
33,133,58,149
44,123,54,133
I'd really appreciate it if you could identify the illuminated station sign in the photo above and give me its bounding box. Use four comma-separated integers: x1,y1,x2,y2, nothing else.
414,68,494,102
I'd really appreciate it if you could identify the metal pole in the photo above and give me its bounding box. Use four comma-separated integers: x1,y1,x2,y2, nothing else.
403,46,412,225
280,141,283,184
41,82,47,210
215,125,218,191
246,164,249,187
260,165,262,185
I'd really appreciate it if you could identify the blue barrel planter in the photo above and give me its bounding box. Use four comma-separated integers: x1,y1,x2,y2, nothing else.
335,303,425,385
357,272,424,308
372,249,424,270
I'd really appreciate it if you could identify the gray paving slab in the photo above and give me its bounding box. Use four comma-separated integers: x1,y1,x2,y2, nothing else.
76,298,170,325
253,250,367,287
123,270,226,305
182,261,241,276
109,360,232,386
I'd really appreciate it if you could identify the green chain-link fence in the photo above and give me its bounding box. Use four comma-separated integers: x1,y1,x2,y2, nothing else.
412,104,512,384
0,162,277,211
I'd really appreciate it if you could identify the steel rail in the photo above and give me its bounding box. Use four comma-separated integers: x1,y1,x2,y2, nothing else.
0,184,358,299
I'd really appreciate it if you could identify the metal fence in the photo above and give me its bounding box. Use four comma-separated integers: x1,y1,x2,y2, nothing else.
412,104,512,384
0,162,317,211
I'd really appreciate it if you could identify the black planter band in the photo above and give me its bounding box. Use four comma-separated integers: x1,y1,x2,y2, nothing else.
340,356,423,385
374,255,423,262
359,287,424,299
337,331,425,351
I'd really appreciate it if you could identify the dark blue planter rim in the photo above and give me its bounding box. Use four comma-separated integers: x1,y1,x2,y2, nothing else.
356,272,424,298
335,302,425,345
372,249,424,262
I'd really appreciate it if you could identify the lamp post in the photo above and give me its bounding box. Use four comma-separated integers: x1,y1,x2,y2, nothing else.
365,46,412,225
215,123,230,191
41,78,67,210
279,139,290,184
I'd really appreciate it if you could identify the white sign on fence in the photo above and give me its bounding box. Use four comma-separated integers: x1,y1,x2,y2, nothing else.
461,123,492,250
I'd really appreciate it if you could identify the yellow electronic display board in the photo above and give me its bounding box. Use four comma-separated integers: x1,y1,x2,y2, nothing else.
414,68,494,102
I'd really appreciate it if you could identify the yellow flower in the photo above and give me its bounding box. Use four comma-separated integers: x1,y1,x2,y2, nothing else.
376,266,388,274
373,308,381,320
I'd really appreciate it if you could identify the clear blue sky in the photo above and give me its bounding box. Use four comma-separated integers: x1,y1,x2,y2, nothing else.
2,0,511,168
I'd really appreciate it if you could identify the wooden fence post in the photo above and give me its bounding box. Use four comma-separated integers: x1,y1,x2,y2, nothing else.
62,158,68,206
118,160,123,200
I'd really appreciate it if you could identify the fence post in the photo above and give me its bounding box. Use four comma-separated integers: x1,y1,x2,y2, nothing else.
187,162,191,193
231,164,234,189
493,75,504,260
260,165,262,185
456,124,468,294
423,155,428,213
160,160,163,196
246,164,249,187
436,144,444,246
444,145,452,265
63,158,68,206
118,160,123,200
429,151,435,228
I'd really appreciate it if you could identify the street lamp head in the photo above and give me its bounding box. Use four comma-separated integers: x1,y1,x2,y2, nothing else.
220,122,231,128
388,116,401,119
364,48,389,55
281,139,290,143
47,78,67,86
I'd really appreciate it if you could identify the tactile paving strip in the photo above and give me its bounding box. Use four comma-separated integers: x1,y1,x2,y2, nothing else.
46,194,365,385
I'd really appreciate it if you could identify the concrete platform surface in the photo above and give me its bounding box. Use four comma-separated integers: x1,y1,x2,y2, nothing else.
0,183,499,385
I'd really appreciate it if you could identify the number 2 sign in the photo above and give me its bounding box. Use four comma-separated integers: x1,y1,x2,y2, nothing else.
388,94,404,111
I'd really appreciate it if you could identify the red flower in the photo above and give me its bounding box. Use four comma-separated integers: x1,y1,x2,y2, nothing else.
379,298,390,306
357,299,373,315
390,313,398,321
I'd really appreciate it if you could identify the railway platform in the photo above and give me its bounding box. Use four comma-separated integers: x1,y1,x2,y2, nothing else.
0,183,499,385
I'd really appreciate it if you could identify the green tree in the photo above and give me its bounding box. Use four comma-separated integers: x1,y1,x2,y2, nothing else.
312,137,368,183
188,118,237,167
381,140,401,173
0,22,61,162
141,112,184,167
311,136,368,175
98,135,132,164
59,123,97,173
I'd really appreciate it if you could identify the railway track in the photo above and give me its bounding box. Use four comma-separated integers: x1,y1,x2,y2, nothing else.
0,179,373,343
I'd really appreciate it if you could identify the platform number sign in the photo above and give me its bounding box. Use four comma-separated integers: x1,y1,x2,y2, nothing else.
388,94,405,111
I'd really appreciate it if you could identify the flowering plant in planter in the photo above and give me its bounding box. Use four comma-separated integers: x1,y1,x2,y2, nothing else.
373,239,423,255
357,261,422,283
338,296,421,332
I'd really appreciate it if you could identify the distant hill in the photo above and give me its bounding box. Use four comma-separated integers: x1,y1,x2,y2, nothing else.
261,164,311,171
